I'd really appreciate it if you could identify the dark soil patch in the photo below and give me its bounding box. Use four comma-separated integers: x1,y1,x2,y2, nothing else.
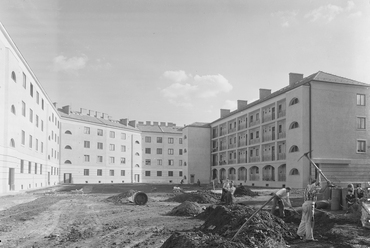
165,191,220,204
167,201,203,216
234,186,259,197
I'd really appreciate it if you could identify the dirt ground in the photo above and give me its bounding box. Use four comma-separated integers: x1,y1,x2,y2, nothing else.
0,184,369,248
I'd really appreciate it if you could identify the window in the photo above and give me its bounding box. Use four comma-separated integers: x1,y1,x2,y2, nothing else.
357,140,366,153
289,122,299,129
84,141,90,148
29,135,32,148
289,97,299,106
121,133,126,140
35,163,38,174
11,105,16,115
290,168,299,175
357,117,366,129
110,170,114,176
179,171,183,177
289,145,299,153
145,136,151,143
84,127,90,134
157,159,162,165
157,148,162,154
256,131,259,138
41,120,44,131
157,171,162,176
179,138,183,144
20,160,24,173
145,159,151,165
110,131,115,138
30,83,34,97
40,164,42,174
120,157,126,164
22,73,26,88
36,115,39,127
157,137,162,143
97,129,103,136
11,71,16,82
109,144,115,151
357,94,365,106
97,169,102,176
22,101,26,116
168,171,173,177
28,162,31,174
10,138,15,147
168,159,174,166
97,156,103,163
168,138,174,144
84,155,90,162
109,157,115,164
256,113,259,120
97,142,103,149
35,139,38,151
36,91,39,104
42,99,44,110
121,170,125,176
145,148,151,154
145,171,151,176
121,145,126,152
168,149,174,155
179,160,182,166
41,142,43,153
29,109,33,123
179,149,183,155
84,169,89,176
21,130,25,145
65,145,72,149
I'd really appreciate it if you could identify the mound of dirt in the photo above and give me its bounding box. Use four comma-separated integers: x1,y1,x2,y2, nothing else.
167,201,203,216
165,191,220,204
233,186,258,197
104,190,136,204
162,205,297,248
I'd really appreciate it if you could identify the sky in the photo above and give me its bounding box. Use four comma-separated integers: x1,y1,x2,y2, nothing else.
1,0,370,126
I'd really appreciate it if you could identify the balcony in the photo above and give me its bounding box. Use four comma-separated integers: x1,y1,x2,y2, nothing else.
263,114,275,123
238,123,247,130
277,153,286,160
278,132,286,139
220,130,227,136
220,145,227,151
262,134,272,142
249,138,260,145
238,140,247,147
229,127,236,133
213,162,219,166
228,143,236,149
228,159,236,164
250,119,260,127
238,157,247,163
249,156,260,163
262,154,275,162
277,110,286,119
212,147,218,152
219,160,227,165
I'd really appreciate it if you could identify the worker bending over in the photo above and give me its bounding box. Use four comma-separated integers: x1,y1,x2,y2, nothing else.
271,186,292,218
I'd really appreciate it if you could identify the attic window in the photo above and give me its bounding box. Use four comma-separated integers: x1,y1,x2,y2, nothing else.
289,98,299,106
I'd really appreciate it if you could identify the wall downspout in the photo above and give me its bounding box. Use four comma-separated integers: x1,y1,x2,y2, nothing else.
308,82,312,179
131,134,133,183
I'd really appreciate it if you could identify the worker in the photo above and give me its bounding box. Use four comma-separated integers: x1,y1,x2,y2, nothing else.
197,179,201,187
271,186,292,218
297,177,329,242
346,184,357,212
220,179,230,203
225,181,236,205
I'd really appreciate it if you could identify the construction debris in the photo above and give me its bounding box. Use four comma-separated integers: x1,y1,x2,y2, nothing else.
165,191,220,204
104,190,136,204
167,201,203,217
233,186,259,197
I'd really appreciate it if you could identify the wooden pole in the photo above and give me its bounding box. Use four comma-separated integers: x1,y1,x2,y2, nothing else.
231,195,275,241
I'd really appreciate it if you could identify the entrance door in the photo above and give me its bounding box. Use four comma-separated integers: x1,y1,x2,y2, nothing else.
9,168,15,191
190,174,195,184
134,174,140,183
64,173,72,183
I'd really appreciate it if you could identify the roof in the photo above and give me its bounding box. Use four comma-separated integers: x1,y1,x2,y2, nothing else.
137,124,183,134
185,122,211,128
211,71,369,124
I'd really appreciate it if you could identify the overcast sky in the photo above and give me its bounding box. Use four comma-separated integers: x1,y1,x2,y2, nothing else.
1,0,369,126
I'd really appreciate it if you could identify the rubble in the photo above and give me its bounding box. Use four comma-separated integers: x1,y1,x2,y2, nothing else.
165,191,220,204
233,186,259,197
167,201,203,216
104,190,136,204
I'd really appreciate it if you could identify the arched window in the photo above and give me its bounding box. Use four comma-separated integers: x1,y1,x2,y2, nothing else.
65,130,72,134
289,98,299,106
135,140,140,144
65,145,72,149
135,164,140,167
289,168,300,175
135,152,140,156
64,160,72,164
10,139,15,147
289,145,299,153
289,122,299,129
11,71,16,82
11,105,16,115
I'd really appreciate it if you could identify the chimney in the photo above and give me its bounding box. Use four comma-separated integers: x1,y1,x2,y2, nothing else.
237,100,248,110
289,73,304,86
129,120,137,127
61,105,72,114
96,111,102,118
259,89,271,99
160,122,166,126
220,109,230,118
153,121,159,125
88,110,96,116
167,122,176,127
138,121,144,125
102,113,109,120
146,121,151,125
119,118,128,125
80,108,88,115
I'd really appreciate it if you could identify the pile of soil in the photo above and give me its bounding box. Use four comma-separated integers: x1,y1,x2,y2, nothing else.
162,205,297,248
165,191,220,204
167,201,203,216
104,190,136,204
233,186,259,197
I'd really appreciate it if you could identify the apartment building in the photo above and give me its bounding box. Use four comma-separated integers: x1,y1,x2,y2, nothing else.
137,122,186,184
211,72,370,188
0,23,61,194
58,106,142,184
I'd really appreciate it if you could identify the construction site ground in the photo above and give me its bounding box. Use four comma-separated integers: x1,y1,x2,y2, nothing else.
0,184,369,248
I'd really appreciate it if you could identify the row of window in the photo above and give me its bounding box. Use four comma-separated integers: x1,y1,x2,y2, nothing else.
83,127,127,139
145,137,182,144
145,148,185,155
81,141,127,152
144,171,183,177
19,160,58,175
84,169,126,176
83,155,126,164
20,130,44,152
145,159,185,166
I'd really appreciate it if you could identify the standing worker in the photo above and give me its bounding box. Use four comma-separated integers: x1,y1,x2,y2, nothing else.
271,186,292,218
220,179,230,203
297,177,329,242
